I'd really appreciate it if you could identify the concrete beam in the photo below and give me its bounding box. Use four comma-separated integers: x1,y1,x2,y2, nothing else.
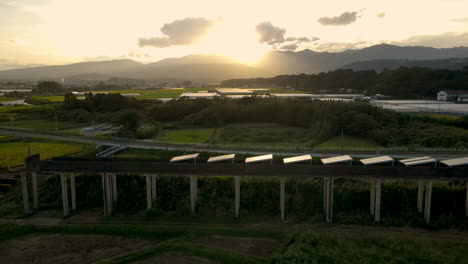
31,172,38,210
325,177,334,224
424,180,433,223
20,172,29,215
370,179,375,215
375,179,382,222
235,176,240,218
280,177,285,221
60,173,69,217
417,180,425,213
190,175,197,215
105,174,112,215
323,178,329,216
146,175,152,210
70,173,76,210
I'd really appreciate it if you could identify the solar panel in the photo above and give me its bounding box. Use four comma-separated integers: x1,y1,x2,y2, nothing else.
400,156,431,164
321,155,352,165
207,154,236,163
360,156,394,166
283,155,312,164
170,153,199,163
245,154,273,164
403,158,437,166
440,157,468,167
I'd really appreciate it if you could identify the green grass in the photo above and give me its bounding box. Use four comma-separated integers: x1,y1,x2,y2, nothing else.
159,128,215,144
215,124,312,148
31,96,64,102
268,231,468,264
0,97,18,102
0,140,87,169
0,119,87,132
98,240,256,264
316,135,381,150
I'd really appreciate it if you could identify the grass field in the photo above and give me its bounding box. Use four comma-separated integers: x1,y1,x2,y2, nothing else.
215,124,312,148
31,96,64,102
0,140,87,169
0,97,17,102
315,135,381,150
0,119,87,132
158,128,215,144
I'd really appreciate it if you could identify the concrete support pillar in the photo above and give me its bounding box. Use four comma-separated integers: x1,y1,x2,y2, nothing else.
323,178,329,215
21,172,29,215
146,175,152,210
280,177,285,221
235,176,240,218
111,173,117,202
325,177,334,224
69,173,76,210
465,182,468,217
101,174,108,216
151,175,157,203
424,180,433,223
31,172,38,210
374,179,382,222
190,175,198,215
417,180,425,213
60,173,69,217
105,174,112,215
370,179,375,215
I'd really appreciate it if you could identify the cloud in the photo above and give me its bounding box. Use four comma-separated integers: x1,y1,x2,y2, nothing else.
256,22,318,51
450,17,468,23
392,31,468,48
279,43,299,51
138,17,214,48
318,11,361,26
256,22,286,45
377,12,385,18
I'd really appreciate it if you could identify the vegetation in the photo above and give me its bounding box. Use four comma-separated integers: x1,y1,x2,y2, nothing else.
0,119,86,132
0,139,88,169
221,67,468,99
159,128,215,143
316,136,381,150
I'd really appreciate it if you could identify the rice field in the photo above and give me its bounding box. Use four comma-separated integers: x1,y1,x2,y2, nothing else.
0,119,87,132
158,128,216,144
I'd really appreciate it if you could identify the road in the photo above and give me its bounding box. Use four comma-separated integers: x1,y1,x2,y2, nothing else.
0,128,467,159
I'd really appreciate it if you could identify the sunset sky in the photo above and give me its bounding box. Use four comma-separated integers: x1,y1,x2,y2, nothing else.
1,0,468,69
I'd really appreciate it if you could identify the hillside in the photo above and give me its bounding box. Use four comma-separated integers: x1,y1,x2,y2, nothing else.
340,57,468,72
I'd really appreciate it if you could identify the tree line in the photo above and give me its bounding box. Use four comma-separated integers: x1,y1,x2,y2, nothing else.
221,67,468,99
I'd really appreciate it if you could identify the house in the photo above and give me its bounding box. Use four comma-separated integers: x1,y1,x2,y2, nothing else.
437,90,468,101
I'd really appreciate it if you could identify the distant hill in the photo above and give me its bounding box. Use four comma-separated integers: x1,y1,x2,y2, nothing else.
340,57,468,72
2,44,468,81
255,44,468,75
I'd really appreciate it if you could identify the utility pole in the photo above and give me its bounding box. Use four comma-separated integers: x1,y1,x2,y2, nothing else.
341,128,344,156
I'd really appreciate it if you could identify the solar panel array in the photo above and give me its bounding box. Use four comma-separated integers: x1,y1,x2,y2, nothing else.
170,153,200,163
283,155,312,164
440,157,468,167
207,154,236,163
360,156,394,166
245,154,273,164
168,154,468,168
321,155,353,165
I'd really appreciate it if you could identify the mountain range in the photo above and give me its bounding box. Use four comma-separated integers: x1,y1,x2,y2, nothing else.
1,44,468,82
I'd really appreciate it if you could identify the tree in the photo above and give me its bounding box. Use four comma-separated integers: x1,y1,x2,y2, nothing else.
114,110,141,137
34,81,64,94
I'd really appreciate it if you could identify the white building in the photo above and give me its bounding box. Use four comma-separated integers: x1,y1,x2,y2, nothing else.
437,90,468,102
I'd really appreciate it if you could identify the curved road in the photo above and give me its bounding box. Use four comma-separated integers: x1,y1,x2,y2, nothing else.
0,128,467,159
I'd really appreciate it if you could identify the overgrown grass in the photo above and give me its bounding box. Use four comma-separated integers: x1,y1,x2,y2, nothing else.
0,139,88,169
0,119,87,132
158,128,216,144
316,135,381,150
31,96,64,102
97,240,256,264
215,124,312,148
267,231,468,264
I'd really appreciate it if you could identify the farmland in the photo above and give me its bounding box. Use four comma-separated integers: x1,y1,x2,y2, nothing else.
0,119,87,132
0,138,88,169
158,128,215,143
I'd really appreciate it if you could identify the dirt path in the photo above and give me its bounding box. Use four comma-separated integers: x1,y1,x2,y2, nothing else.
0,234,157,264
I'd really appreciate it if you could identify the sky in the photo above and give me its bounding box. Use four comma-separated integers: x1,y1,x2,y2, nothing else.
1,0,468,69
